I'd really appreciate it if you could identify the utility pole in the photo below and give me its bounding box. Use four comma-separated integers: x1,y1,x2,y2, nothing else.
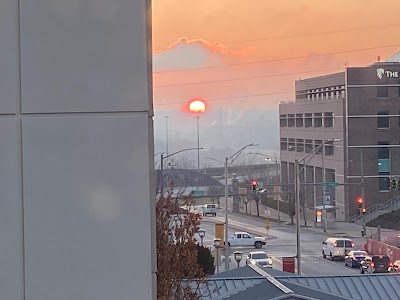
160,153,164,196
196,116,200,172
295,159,301,275
322,143,327,232
361,148,366,235
164,116,169,158
224,156,229,271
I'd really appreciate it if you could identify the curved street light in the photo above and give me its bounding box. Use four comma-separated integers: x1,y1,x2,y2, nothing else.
224,143,258,271
160,147,206,195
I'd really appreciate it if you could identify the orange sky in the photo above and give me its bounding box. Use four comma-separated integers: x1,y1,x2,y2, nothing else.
152,0,400,112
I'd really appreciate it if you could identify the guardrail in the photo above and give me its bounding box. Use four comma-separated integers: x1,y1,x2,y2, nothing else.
350,195,400,224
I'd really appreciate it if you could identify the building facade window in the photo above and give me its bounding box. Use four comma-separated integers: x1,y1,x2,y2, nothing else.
315,140,323,154
295,114,304,127
288,114,295,127
280,114,287,127
377,111,390,128
305,139,313,153
288,138,295,151
296,139,304,152
304,113,313,127
324,112,334,127
280,138,287,150
378,142,390,191
314,113,323,127
324,140,334,155
377,86,389,98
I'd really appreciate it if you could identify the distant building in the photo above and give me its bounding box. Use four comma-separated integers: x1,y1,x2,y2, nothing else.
279,55,400,221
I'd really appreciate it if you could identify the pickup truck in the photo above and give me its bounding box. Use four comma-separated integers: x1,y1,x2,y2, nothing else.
227,232,266,249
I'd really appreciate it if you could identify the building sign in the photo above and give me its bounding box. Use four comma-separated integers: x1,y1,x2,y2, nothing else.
377,68,399,79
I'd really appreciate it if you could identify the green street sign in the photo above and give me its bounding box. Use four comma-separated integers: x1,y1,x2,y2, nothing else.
321,182,339,187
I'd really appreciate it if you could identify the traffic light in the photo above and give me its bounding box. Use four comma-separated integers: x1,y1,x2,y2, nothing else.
251,179,257,191
362,208,366,214
391,177,397,190
357,197,363,208
386,177,391,190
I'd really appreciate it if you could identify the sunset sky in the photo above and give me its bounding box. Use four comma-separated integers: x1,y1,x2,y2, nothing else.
152,0,400,112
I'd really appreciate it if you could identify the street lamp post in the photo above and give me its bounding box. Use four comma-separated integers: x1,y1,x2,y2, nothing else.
160,147,205,196
198,229,206,247
224,143,257,271
295,138,341,274
214,238,221,274
234,251,243,268
195,116,200,172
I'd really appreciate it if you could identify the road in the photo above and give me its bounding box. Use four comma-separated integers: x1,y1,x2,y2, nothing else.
196,212,365,275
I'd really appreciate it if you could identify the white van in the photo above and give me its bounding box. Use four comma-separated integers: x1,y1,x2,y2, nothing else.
322,237,355,261
202,204,217,216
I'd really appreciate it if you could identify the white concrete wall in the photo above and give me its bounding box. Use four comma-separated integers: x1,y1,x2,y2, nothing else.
0,1,155,299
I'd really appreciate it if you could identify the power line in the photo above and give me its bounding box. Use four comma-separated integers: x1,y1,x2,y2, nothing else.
221,23,400,45
154,67,344,88
155,90,294,106
153,43,400,74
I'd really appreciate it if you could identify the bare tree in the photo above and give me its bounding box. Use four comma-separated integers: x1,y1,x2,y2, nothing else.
156,195,211,300
168,156,196,169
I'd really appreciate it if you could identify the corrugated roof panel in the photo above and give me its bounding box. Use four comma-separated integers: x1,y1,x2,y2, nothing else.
195,278,264,300
387,50,400,62
364,276,388,300
381,275,400,299
329,277,346,295
279,275,400,300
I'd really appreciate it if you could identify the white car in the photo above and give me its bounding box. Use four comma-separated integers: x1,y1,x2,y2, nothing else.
227,232,266,249
246,251,273,268
202,204,217,216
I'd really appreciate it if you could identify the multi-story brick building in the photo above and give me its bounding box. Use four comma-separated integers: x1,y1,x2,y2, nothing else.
279,54,400,221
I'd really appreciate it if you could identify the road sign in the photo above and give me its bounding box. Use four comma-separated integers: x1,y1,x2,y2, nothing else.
321,182,338,187
324,190,331,205
265,219,270,231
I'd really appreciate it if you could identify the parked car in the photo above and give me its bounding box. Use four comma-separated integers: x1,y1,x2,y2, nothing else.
227,232,266,248
390,260,400,272
246,251,273,268
360,255,391,274
202,204,217,216
322,237,355,260
344,250,369,268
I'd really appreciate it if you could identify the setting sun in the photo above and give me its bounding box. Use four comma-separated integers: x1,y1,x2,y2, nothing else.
189,99,206,113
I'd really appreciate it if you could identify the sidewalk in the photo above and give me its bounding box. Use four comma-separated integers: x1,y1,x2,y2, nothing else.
232,198,379,239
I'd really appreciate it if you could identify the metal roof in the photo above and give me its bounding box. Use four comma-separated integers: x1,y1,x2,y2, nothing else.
278,274,400,300
191,277,265,300
386,50,400,63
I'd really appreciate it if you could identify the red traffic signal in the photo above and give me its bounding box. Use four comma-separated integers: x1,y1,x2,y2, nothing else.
251,179,257,190
356,197,363,204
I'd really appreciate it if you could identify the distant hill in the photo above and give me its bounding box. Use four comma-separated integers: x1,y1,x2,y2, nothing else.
366,210,400,230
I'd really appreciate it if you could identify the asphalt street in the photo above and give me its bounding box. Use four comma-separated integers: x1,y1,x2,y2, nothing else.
196,212,365,275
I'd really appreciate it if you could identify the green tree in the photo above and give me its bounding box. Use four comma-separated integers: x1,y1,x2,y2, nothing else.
196,245,215,276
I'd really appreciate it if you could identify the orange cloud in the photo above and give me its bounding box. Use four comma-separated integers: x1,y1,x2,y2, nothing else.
154,37,256,56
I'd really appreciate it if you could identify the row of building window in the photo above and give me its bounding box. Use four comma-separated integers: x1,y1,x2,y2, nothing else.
281,138,334,155
377,85,400,98
297,85,400,101
280,112,334,128
377,111,400,128
296,86,345,102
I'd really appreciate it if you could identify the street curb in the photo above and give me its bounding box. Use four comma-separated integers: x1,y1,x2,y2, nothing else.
232,211,287,224
231,211,367,239
201,218,277,240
